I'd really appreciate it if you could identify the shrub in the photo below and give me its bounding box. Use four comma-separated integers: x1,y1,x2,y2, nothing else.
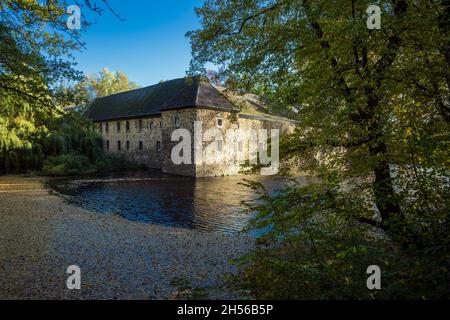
42,153,92,176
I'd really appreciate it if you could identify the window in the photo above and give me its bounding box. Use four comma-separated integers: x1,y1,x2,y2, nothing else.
99,123,103,133
105,122,109,133
126,121,130,132
106,140,109,150
126,141,130,150
217,118,223,128
156,141,161,152
149,121,154,129
217,140,223,152
117,141,121,151
174,115,180,127
117,122,121,133
238,141,243,152
139,119,143,131
139,141,143,151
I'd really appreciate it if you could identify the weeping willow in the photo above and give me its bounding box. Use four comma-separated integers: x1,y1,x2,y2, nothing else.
0,1,111,175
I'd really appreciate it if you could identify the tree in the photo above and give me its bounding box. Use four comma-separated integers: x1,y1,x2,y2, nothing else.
55,68,141,108
206,67,228,86
188,0,450,298
85,68,140,99
0,0,122,172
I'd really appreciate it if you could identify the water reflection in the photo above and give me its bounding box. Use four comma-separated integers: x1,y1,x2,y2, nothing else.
50,171,292,235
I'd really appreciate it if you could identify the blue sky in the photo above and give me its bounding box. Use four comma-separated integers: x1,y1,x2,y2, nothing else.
73,0,204,86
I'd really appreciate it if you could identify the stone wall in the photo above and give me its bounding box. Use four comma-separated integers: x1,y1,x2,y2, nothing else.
194,109,296,177
97,116,163,169
161,108,197,177
97,109,296,177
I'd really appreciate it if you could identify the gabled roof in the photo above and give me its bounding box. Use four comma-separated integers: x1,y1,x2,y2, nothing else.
84,76,237,122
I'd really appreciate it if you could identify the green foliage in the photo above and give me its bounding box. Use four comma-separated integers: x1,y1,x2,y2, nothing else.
234,179,449,299
189,0,450,299
0,104,139,176
42,153,91,176
87,68,140,99
0,1,134,176
56,68,141,107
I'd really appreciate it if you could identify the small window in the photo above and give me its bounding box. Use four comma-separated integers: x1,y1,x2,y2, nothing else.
217,118,223,128
117,122,121,133
126,121,130,132
117,141,121,151
160,121,162,128
126,141,130,150
106,140,109,150
139,141,143,151
99,123,103,133
157,141,161,152
139,119,143,131
174,115,180,127
238,141,243,152
149,121,154,129
217,140,223,152
105,123,109,133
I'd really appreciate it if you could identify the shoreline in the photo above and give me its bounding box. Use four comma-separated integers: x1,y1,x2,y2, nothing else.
0,175,254,300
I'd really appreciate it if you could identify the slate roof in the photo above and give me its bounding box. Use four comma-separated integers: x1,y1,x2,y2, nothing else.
85,76,237,122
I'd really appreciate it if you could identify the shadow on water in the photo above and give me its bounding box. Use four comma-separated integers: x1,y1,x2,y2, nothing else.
49,170,298,236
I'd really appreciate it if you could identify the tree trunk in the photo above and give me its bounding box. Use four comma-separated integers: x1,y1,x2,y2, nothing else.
365,91,420,248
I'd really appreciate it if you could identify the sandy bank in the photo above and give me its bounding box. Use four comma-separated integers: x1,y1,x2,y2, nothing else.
0,175,254,300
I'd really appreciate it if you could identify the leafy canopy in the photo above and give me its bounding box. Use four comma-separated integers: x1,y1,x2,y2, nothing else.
0,1,126,173
188,0,450,299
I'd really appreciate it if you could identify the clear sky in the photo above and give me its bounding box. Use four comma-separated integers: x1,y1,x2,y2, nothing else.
73,0,203,87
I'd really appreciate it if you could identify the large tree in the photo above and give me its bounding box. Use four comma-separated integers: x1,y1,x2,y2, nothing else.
0,0,120,172
56,68,140,108
188,0,450,298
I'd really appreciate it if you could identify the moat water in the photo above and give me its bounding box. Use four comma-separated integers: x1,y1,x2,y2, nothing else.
50,170,299,235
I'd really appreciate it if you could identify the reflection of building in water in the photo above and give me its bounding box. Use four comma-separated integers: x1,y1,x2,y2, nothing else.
85,77,296,177
190,177,256,231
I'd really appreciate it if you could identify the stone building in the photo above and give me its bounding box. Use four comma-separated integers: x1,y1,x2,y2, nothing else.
85,77,296,177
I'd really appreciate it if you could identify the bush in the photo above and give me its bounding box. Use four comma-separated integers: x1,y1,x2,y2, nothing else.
41,152,145,177
0,108,143,176
42,153,93,176
93,154,145,173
